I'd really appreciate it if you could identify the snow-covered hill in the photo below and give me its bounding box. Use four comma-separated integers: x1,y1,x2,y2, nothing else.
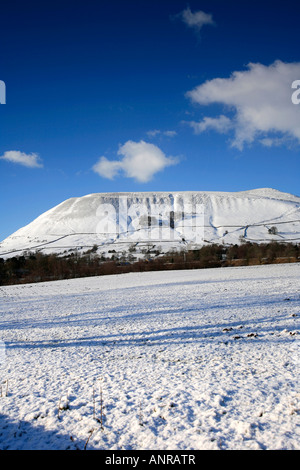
1,188,299,258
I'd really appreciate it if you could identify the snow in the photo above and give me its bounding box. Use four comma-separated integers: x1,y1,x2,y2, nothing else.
0,263,299,450
1,188,299,258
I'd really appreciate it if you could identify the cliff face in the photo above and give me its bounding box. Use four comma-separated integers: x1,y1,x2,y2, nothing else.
1,188,299,257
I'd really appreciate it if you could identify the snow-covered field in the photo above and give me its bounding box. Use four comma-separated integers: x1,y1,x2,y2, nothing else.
0,263,299,450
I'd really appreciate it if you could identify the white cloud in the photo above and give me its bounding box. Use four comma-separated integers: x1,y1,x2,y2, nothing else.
186,60,300,149
146,129,177,138
93,140,178,183
0,150,43,168
163,130,177,137
146,130,161,138
188,115,233,134
93,157,122,180
180,7,215,32
259,135,297,149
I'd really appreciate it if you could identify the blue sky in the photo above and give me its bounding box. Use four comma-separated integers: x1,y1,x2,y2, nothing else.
0,0,299,240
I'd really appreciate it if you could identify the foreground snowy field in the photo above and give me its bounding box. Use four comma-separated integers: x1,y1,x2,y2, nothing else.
0,263,299,450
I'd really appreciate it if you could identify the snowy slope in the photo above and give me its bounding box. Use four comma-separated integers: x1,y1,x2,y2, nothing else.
0,263,299,449
0,188,299,258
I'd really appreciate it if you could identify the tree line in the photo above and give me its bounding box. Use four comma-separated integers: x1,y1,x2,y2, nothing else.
0,241,299,286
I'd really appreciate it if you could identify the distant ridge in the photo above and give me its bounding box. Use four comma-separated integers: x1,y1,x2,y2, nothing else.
1,188,299,258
